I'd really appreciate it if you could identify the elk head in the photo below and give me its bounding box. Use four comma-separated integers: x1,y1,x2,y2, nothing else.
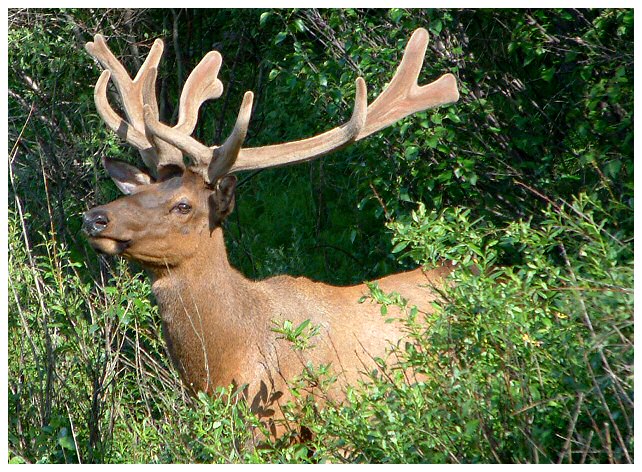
82,29,459,269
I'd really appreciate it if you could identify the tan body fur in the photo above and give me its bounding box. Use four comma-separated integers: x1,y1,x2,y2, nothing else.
150,227,452,432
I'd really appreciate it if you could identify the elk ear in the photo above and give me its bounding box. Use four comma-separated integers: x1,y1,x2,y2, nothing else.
208,175,237,229
102,157,154,195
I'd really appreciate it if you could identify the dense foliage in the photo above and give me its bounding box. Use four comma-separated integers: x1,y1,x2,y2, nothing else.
8,8,633,463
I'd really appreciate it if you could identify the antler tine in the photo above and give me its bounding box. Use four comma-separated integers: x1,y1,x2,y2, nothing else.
86,34,138,92
176,51,224,135
209,91,254,182
137,66,183,172
93,70,149,150
86,35,173,171
355,27,459,140
86,35,164,140
229,77,368,172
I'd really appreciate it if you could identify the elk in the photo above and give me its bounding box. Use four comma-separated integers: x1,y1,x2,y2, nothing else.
82,28,459,437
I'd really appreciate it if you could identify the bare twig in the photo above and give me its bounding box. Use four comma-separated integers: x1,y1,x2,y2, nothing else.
557,392,585,463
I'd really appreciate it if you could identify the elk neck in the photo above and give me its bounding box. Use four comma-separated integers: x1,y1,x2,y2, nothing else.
141,225,271,391
145,225,262,337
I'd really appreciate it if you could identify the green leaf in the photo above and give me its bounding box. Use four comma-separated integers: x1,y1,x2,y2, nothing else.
468,173,478,186
9,455,26,464
57,434,75,451
391,240,409,254
292,19,306,33
541,66,555,82
274,31,287,45
603,159,622,179
389,8,404,23
294,319,310,336
404,145,419,161
465,419,480,436
430,19,443,35
259,12,271,27
447,111,462,123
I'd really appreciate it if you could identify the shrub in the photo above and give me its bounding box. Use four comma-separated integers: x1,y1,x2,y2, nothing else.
277,194,632,463
8,8,632,464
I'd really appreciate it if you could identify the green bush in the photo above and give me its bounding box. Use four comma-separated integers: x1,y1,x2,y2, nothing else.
263,193,632,463
8,8,633,463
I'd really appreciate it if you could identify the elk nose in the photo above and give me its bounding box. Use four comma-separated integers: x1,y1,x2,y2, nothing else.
83,209,110,237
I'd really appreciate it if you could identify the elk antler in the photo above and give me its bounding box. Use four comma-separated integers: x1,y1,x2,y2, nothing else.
85,34,224,175
139,28,458,181
88,28,459,183
143,78,367,183
356,28,458,140
231,27,459,172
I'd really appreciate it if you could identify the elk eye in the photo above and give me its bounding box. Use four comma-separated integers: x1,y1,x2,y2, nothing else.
174,201,192,214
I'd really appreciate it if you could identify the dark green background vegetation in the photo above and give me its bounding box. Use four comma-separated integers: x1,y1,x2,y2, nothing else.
8,8,633,463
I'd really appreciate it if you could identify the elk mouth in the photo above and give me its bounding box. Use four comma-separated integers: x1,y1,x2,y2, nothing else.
86,236,132,256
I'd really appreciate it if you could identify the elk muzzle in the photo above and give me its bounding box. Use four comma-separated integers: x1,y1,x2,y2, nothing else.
83,208,110,237
83,207,132,256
